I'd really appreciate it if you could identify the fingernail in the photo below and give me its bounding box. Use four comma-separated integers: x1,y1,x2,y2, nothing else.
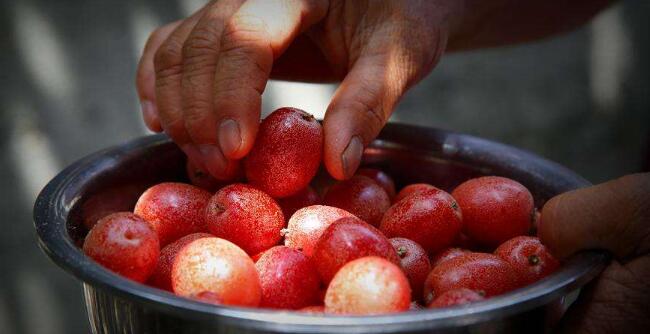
198,144,228,177
341,136,363,179
218,119,242,158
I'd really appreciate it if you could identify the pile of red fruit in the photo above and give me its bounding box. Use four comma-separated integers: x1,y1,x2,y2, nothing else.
82,107,560,315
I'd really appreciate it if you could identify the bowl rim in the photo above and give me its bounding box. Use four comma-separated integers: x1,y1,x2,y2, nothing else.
33,123,609,332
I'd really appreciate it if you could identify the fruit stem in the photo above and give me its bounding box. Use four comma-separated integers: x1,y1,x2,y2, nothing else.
397,246,407,258
528,254,540,265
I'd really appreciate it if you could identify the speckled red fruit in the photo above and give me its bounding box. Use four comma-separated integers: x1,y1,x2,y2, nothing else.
83,212,160,282
255,246,321,309
134,182,211,246
277,186,320,220
390,238,431,300
394,183,439,203
205,184,284,255
283,205,356,257
171,237,261,307
323,175,390,227
244,107,323,198
380,189,462,254
325,256,410,315
452,176,534,247
299,305,325,314
428,288,485,308
357,168,396,199
495,236,560,285
313,217,400,283
148,233,213,291
423,253,521,304
191,291,225,305
431,248,469,268
186,160,223,192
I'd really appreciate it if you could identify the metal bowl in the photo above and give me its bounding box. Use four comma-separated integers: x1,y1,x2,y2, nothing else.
33,123,608,334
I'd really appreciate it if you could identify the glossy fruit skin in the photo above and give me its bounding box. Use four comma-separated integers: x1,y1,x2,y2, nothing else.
428,288,485,308
277,186,320,221
357,168,396,199
323,175,390,227
244,107,323,198
83,212,160,283
148,233,213,291
380,188,462,254
324,256,411,315
283,205,355,257
390,238,431,300
171,237,261,307
452,176,534,248
255,246,321,309
394,183,439,203
423,252,521,304
431,248,469,268
205,184,285,255
313,217,400,283
494,236,560,285
134,182,211,246
298,305,325,314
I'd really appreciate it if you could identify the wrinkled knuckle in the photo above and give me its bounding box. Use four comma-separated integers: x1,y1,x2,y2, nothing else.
183,100,212,126
154,39,184,75
183,28,220,61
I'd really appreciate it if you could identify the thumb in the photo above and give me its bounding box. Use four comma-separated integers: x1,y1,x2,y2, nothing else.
322,24,448,180
539,173,650,333
538,173,650,260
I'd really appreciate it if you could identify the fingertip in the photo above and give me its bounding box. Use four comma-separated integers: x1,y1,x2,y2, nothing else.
141,100,163,132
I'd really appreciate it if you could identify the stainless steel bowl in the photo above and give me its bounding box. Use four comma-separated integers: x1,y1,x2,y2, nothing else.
33,123,609,334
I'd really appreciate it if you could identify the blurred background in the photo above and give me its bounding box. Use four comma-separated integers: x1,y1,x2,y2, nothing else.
0,0,648,333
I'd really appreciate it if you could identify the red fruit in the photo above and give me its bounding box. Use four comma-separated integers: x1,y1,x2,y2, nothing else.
394,183,439,203
191,291,225,305
323,175,390,227
428,288,485,308
452,176,534,247
255,246,321,309
423,253,521,304
431,248,469,268
205,184,285,255
324,256,411,315
380,189,462,254
244,107,323,198
313,217,400,283
494,236,560,285
186,160,223,192
299,305,325,314
171,237,261,307
283,205,355,257
277,186,320,220
390,238,431,300
148,233,213,291
83,212,160,282
357,168,396,199
134,182,211,246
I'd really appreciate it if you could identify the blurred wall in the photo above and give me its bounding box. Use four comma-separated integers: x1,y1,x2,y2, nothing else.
0,0,648,333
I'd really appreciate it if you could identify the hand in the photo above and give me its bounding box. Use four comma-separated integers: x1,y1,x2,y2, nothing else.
538,173,650,333
135,0,463,179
